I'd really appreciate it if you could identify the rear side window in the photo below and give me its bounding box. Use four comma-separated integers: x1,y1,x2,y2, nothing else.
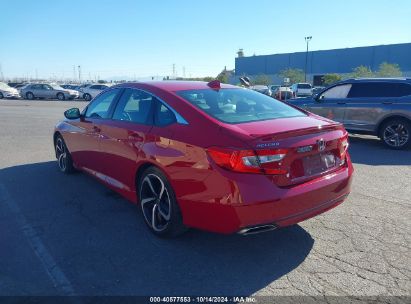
297,84,312,89
176,88,305,124
348,82,411,98
112,89,153,124
321,84,352,99
85,89,120,119
396,83,411,97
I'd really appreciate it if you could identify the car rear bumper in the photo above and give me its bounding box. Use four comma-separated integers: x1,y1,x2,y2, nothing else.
178,156,353,234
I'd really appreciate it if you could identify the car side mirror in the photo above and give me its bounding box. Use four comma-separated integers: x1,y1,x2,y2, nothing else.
64,108,81,120
315,94,324,102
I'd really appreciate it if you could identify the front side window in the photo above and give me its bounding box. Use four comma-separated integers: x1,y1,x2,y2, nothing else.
112,89,153,124
176,88,305,124
321,84,352,99
85,89,120,119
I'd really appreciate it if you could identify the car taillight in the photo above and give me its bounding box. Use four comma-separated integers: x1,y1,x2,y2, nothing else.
207,147,288,175
338,134,349,163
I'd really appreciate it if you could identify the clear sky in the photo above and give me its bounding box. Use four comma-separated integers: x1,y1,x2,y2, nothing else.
1,0,411,81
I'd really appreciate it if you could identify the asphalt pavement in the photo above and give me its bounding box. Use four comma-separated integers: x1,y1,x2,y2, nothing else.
0,99,410,296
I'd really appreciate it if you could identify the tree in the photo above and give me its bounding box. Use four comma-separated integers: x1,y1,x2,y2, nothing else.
216,73,229,84
279,68,304,84
376,62,402,77
253,74,271,85
323,74,342,86
350,65,374,78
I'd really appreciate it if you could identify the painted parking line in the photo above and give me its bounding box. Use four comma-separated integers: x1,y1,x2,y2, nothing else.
0,183,75,296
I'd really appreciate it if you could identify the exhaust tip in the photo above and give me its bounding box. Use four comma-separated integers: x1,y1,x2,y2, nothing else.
238,224,277,236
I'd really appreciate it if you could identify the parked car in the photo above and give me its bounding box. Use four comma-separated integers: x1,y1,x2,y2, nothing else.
249,85,272,97
0,82,20,99
312,86,325,96
20,83,79,100
15,83,29,91
269,84,281,92
289,78,411,149
54,80,353,237
80,84,111,101
290,83,313,97
273,86,293,101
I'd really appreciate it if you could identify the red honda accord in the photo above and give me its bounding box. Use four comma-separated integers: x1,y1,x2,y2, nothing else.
54,80,353,237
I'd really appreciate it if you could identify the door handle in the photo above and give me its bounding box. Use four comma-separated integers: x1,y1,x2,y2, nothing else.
129,132,143,141
92,126,101,132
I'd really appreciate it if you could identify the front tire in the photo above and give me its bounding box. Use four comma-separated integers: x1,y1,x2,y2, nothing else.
26,92,34,100
380,118,410,150
57,93,65,101
138,167,187,237
55,135,75,173
84,93,92,101
0,92,3,99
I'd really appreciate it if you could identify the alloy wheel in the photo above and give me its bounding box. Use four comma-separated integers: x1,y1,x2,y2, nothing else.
383,123,409,148
56,137,67,171
140,174,171,232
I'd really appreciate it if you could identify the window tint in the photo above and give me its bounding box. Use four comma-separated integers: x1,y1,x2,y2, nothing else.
32,84,42,89
176,88,305,124
321,84,352,99
85,89,119,119
154,103,176,126
112,89,153,124
347,82,411,98
297,84,312,89
89,85,100,90
397,83,411,97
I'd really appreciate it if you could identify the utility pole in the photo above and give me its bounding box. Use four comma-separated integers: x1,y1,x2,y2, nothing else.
304,36,312,82
73,66,76,82
172,64,175,79
35,69,38,80
78,65,81,83
183,66,186,78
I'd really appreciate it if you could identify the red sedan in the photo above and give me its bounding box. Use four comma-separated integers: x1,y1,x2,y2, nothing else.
54,80,353,237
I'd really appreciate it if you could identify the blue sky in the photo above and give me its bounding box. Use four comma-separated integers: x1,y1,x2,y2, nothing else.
1,0,411,80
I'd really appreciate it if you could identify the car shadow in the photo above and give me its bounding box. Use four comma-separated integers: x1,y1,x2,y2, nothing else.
0,161,314,296
348,134,411,166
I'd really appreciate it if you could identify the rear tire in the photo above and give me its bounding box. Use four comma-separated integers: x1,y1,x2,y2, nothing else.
26,92,34,100
0,92,3,99
55,135,75,174
138,166,187,238
57,93,65,101
84,93,92,101
380,118,411,150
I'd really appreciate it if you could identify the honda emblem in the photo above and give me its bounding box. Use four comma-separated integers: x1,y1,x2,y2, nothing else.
317,139,326,152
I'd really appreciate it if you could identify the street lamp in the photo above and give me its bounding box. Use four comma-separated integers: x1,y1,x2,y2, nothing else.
304,36,312,82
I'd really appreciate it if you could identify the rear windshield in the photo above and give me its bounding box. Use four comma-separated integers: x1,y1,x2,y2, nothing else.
297,84,312,89
176,88,306,124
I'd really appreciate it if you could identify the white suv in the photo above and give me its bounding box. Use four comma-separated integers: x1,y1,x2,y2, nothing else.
290,83,312,98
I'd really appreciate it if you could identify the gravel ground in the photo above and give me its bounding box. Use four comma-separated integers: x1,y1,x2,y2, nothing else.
0,99,409,297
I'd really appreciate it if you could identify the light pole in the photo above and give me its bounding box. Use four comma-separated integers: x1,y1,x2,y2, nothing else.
304,36,312,82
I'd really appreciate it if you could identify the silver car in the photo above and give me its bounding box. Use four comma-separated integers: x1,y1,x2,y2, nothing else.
20,83,79,101
290,78,411,149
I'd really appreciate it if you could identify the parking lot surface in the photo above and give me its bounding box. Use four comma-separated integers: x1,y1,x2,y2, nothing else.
0,99,410,296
